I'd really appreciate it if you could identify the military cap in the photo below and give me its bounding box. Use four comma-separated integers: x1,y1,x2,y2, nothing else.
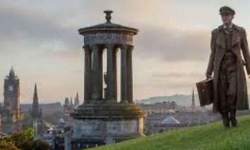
220,6,235,15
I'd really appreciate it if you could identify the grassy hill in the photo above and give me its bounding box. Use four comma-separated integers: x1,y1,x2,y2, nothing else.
90,115,250,150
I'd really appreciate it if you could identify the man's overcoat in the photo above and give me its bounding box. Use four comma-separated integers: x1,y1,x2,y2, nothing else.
206,24,250,113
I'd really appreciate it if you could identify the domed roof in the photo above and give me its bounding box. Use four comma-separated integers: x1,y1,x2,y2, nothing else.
59,118,65,123
78,10,138,35
161,116,180,125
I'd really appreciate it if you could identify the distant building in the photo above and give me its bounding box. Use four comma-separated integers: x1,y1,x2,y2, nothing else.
63,93,80,124
0,67,24,133
150,116,184,133
144,110,220,135
161,116,180,125
31,84,43,137
63,97,73,116
139,101,177,114
0,112,1,130
70,97,73,106
74,93,80,107
191,88,196,112
31,84,42,119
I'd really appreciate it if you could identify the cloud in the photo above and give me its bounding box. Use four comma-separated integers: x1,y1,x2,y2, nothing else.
0,4,80,55
0,1,213,62
134,25,211,61
151,72,202,79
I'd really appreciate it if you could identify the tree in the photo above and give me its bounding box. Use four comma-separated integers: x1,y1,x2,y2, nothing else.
0,138,19,150
11,128,34,149
11,127,34,150
1,127,50,150
32,140,50,150
10,127,50,150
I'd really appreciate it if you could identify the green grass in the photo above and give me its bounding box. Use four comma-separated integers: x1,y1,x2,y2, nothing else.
90,115,250,150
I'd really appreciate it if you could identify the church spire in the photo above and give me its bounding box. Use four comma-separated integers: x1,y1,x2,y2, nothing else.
74,92,80,106
32,83,40,119
76,92,79,99
33,83,38,100
9,66,15,77
191,88,195,112
70,97,73,105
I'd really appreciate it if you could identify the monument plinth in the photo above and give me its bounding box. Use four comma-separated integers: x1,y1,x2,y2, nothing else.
71,10,145,148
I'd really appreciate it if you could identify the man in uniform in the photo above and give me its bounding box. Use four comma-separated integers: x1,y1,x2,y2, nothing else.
206,6,250,127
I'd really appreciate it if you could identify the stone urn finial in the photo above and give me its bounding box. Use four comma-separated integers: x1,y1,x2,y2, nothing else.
104,10,113,23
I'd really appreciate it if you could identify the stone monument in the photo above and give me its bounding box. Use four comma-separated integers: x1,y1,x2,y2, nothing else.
70,10,145,149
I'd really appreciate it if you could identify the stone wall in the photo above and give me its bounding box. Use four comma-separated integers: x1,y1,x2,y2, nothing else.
73,118,144,140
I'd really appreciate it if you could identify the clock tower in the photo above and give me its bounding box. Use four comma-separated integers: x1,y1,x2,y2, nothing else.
1,67,23,133
3,67,21,117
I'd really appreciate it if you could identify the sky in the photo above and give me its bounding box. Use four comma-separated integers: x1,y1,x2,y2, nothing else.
0,0,250,104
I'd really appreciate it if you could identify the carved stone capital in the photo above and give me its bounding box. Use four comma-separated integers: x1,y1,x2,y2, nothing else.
105,44,115,50
127,45,134,51
120,44,128,51
90,44,99,50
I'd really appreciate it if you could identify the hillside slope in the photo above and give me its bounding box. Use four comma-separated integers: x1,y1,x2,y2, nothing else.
91,115,250,150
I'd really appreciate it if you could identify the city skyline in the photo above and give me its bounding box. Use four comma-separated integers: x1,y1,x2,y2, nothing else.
0,0,250,103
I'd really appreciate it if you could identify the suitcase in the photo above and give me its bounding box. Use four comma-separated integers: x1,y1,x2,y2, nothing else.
196,78,213,107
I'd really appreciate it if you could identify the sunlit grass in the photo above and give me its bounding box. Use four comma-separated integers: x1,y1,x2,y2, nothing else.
90,115,250,150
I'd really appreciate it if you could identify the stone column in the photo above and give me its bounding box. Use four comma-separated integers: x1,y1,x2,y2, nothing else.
113,47,118,100
106,44,117,101
120,45,128,103
99,47,104,101
127,45,133,103
92,45,103,101
84,46,92,103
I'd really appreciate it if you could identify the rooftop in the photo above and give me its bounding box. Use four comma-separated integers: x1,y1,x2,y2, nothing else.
78,10,138,35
